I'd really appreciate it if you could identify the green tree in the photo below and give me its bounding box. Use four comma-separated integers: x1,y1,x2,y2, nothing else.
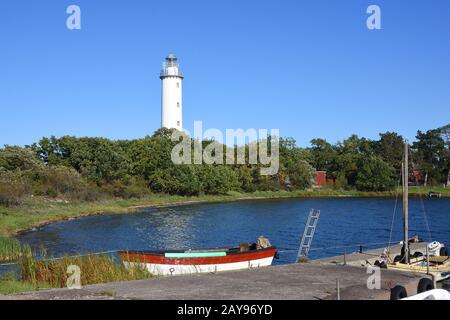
412,129,447,185
309,138,337,172
439,124,450,187
0,146,42,171
355,156,396,191
374,132,404,173
285,160,314,189
334,135,376,188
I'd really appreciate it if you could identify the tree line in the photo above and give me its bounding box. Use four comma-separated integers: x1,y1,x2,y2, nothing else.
0,125,448,207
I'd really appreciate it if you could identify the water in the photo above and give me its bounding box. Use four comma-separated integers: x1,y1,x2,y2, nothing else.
16,197,450,265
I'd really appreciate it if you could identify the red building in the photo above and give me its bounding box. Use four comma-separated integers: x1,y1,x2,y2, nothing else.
314,171,327,187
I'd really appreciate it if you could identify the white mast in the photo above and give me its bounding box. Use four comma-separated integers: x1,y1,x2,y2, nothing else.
160,53,183,130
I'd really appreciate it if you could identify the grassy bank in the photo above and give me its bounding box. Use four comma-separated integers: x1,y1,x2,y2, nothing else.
0,187,448,238
20,254,152,288
0,254,152,295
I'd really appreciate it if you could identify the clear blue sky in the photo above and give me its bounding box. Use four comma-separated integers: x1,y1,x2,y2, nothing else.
1,0,449,147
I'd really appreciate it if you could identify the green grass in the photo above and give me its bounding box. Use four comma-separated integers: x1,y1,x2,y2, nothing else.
0,273,51,295
0,280,45,295
0,187,448,237
406,186,450,194
0,237,31,262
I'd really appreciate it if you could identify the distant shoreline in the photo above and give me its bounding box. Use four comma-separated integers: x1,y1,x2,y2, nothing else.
2,187,449,238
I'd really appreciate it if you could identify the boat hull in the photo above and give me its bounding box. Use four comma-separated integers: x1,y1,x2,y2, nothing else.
119,247,277,276
387,256,450,282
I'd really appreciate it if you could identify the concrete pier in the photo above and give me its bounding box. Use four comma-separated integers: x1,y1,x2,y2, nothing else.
0,243,431,300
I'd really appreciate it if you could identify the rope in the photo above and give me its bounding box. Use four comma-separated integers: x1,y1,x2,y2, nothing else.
409,147,433,242
3,241,411,266
388,176,401,251
0,250,120,267
277,240,402,254
45,250,120,261
418,194,432,242
0,262,19,267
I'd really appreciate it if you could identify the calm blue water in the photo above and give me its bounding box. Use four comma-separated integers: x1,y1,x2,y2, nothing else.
15,197,450,265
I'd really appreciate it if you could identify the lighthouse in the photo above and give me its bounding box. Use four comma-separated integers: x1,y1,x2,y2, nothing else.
160,53,184,130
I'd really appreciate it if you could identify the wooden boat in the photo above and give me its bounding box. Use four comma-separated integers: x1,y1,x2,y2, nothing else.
119,240,277,276
388,255,450,282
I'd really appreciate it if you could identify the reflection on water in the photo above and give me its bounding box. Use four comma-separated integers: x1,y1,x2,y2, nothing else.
16,198,450,265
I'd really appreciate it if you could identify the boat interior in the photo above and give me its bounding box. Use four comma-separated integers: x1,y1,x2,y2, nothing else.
121,242,277,257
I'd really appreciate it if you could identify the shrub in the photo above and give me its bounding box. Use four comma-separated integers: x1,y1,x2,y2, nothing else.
104,179,151,199
149,166,201,196
0,146,41,171
0,180,30,207
69,186,102,202
195,165,241,195
286,160,315,190
355,156,396,191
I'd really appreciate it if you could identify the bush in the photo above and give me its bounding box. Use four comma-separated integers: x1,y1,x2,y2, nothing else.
69,186,102,202
286,160,315,189
0,146,41,171
234,166,255,192
149,166,201,196
105,180,150,199
355,156,396,191
24,166,101,201
34,166,87,196
195,165,241,195
0,180,30,207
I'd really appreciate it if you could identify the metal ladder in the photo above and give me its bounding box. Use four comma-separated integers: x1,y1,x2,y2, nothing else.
297,209,321,260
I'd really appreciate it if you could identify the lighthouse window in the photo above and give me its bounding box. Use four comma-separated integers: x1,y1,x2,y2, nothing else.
177,102,180,108
177,82,180,88
177,121,180,126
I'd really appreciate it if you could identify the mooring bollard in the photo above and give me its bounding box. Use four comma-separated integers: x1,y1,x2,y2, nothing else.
359,245,363,254
336,279,340,300
343,252,347,266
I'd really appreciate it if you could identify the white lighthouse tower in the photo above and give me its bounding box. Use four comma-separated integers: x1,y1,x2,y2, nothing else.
160,53,184,130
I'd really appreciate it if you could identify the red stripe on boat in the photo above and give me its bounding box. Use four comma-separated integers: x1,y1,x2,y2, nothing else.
119,248,277,265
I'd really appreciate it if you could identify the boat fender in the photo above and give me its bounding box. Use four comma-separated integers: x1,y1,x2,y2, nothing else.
390,285,408,300
274,251,280,260
393,255,402,263
428,241,442,256
439,246,449,257
413,252,423,258
417,278,434,294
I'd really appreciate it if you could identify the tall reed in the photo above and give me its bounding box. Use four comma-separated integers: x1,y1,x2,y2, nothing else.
19,254,152,288
0,237,31,262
